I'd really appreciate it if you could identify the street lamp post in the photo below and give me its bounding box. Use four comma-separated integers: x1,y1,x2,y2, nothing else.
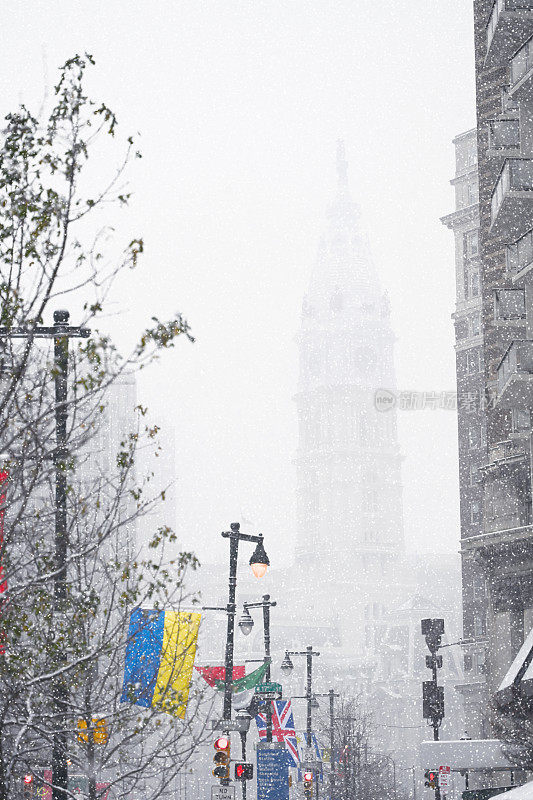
280,646,320,749
221,523,270,725
239,594,277,742
0,310,90,800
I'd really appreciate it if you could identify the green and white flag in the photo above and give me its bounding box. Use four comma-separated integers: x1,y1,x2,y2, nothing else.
214,660,270,693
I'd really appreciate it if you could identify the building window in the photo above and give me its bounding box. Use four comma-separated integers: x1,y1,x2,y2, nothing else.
475,651,487,674
474,615,486,637
464,654,473,671
512,408,531,432
471,315,481,337
456,319,468,339
466,350,481,374
473,573,486,600
467,179,478,205
465,230,479,258
470,465,480,486
470,501,481,524
469,425,482,450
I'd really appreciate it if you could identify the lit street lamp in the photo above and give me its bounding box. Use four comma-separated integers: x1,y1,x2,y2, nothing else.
220,523,269,723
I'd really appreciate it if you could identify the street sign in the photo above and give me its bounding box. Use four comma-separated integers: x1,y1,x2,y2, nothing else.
439,766,451,790
257,746,290,800
300,760,322,772
255,682,282,699
211,786,235,800
212,719,249,732
257,741,286,750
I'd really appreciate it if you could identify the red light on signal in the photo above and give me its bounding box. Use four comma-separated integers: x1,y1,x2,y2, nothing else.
23,776,33,785
236,765,244,778
303,772,313,782
214,736,229,750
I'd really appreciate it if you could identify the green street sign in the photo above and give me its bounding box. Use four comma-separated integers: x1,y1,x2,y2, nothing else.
254,682,282,698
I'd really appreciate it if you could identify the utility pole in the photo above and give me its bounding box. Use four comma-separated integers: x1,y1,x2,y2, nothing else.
328,690,337,800
314,689,339,800
282,647,320,800
0,310,90,800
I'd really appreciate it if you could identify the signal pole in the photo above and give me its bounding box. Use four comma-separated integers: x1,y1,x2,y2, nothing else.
421,619,445,800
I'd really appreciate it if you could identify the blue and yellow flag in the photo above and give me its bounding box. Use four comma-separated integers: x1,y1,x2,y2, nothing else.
121,608,201,719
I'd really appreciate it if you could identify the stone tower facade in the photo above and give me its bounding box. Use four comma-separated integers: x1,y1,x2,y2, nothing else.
293,143,405,652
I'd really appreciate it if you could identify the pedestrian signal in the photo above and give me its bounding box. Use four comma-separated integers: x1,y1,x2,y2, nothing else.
23,775,34,797
234,762,253,780
424,770,438,789
213,736,231,780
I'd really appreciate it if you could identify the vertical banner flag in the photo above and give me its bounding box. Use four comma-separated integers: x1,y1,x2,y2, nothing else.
121,608,201,719
256,699,299,766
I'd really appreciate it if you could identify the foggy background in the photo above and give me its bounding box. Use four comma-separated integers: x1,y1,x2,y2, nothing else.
0,1,476,566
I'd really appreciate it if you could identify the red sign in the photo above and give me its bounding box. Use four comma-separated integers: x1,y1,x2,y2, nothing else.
439,766,450,790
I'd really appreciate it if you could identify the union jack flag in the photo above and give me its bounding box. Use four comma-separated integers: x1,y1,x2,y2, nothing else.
255,699,299,766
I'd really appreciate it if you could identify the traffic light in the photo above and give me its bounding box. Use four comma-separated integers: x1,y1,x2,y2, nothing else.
213,736,231,780
421,619,444,653
234,763,253,781
424,770,438,790
303,770,313,798
23,775,34,798
422,681,444,720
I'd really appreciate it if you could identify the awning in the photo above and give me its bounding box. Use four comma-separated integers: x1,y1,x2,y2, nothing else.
492,781,533,800
497,626,533,706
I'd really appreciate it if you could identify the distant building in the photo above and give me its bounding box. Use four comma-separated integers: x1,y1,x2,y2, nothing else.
77,371,138,564
293,141,406,654
193,145,465,800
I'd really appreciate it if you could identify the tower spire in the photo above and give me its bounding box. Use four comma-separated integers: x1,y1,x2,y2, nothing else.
336,139,349,194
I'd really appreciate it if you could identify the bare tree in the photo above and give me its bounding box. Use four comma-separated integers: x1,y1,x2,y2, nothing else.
0,54,211,799
317,693,402,800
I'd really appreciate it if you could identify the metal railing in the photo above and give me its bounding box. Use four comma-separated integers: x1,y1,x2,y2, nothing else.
507,227,533,275
487,0,533,53
511,34,533,84
497,339,533,395
491,159,533,224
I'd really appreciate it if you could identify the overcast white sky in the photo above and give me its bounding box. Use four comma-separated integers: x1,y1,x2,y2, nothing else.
2,1,476,566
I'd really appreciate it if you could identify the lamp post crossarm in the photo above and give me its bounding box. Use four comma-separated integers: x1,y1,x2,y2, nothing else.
0,326,90,338
243,600,277,610
286,650,320,657
221,529,264,545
